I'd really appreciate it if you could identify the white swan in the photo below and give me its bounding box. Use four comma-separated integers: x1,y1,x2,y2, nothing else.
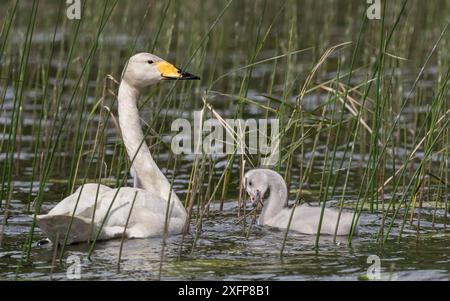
36,53,200,245
244,169,357,235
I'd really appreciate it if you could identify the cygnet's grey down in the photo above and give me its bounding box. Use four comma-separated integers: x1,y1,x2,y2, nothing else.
244,169,358,235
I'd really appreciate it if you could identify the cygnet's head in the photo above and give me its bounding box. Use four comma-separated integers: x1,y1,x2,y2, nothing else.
244,169,271,207
122,52,199,89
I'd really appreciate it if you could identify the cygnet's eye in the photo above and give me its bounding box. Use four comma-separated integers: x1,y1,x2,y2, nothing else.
147,60,154,64
248,180,253,187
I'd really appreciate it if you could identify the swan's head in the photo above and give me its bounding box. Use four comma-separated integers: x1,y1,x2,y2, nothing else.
244,169,271,207
122,52,199,89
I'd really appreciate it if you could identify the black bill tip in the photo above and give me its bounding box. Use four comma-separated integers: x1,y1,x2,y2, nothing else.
180,71,200,80
163,71,200,81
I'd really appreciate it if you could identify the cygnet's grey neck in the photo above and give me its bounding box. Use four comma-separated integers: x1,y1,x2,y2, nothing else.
259,171,288,224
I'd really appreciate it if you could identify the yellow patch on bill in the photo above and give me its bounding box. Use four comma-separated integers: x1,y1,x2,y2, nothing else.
156,61,181,78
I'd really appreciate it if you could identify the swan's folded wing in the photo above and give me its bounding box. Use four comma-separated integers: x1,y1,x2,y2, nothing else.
93,188,186,237
47,184,111,217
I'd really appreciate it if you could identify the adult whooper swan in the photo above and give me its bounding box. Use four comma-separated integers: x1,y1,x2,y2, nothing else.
244,169,358,235
36,53,199,245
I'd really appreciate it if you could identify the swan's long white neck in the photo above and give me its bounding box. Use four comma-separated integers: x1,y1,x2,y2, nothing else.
117,80,179,204
259,171,288,224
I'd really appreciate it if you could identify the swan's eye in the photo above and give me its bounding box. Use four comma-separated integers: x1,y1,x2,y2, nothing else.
147,60,154,64
248,180,252,187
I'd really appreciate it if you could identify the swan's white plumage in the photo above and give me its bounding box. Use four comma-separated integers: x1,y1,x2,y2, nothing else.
36,53,197,244
244,169,357,236
37,185,186,244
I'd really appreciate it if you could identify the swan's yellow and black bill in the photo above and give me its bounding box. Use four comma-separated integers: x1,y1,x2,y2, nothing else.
156,61,200,80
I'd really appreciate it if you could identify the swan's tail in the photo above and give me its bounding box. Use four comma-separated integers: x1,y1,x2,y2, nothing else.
36,214,96,245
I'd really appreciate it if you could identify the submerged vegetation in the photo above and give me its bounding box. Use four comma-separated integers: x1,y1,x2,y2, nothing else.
0,0,449,280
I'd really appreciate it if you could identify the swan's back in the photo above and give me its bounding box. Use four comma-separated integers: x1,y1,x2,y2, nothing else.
45,183,111,217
